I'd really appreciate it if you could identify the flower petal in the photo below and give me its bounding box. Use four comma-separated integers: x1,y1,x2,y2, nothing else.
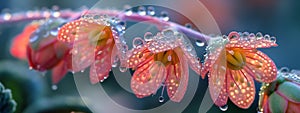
227,69,255,109
165,48,189,102
10,23,39,59
277,81,300,103
202,47,225,79
244,50,277,83
208,48,227,106
268,92,288,113
89,45,115,84
286,101,300,113
126,46,153,68
52,61,68,84
131,60,166,98
71,39,95,72
226,32,277,49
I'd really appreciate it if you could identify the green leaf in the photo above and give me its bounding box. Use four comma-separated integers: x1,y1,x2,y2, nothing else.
269,92,287,113
277,81,300,102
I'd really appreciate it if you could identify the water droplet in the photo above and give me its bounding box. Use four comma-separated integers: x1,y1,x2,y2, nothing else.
166,55,172,62
185,23,192,28
147,6,155,16
80,70,85,73
160,11,169,21
29,66,33,70
219,105,228,111
195,40,205,47
112,61,118,67
100,80,104,82
52,85,58,90
72,71,75,74
280,67,290,73
50,29,58,36
138,6,146,16
119,66,128,72
185,44,193,51
256,32,263,39
124,8,133,16
3,13,12,20
133,37,145,48
51,5,60,18
264,35,270,40
158,96,164,102
162,29,174,37
144,32,153,42
270,36,276,43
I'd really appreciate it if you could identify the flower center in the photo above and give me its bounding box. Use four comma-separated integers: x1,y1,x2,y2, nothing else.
226,48,246,70
154,50,179,66
88,26,113,46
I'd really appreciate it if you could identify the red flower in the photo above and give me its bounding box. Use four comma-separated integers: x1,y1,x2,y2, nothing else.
201,32,278,109
10,22,40,60
57,18,117,84
26,19,72,84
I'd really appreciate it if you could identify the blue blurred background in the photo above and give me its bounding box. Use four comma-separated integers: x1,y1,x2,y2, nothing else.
0,0,299,113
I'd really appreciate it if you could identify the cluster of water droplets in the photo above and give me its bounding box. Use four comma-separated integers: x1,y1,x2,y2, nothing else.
277,67,300,84
124,5,169,22
0,6,67,23
238,32,277,43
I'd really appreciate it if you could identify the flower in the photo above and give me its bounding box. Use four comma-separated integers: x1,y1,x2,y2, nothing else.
57,16,118,84
10,21,40,60
259,69,300,113
26,19,72,84
126,29,201,102
201,31,278,109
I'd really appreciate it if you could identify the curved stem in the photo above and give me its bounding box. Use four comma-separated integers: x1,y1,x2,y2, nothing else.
0,9,210,42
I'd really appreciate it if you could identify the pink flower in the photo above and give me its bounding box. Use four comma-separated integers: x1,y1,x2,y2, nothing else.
201,32,278,109
126,30,201,102
57,18,117,84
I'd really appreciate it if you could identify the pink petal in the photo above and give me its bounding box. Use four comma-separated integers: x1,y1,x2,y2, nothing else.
71,39,95,72
226,32,277,49
52,61,68,84
131,59,167,98
208,48,228,106
244,50,277,83
201,47,225,79
89,45,114,84
287,101,300,113
227,69,255,109
126,46,153,68
165,48,189,102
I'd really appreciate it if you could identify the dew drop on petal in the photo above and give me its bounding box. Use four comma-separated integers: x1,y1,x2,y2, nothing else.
160,11,169,21
264,34,270,40
144,32,153,42
133,37,145,48
162,29,174,37
147,6,155,16
29,66,33,70
159,96,165,103
256,32,263,39
195,40,205,47
112,61,118,67
50,29,58,36
80,70,85,73
219,105,228,111
138,6,146,16
124,5,133,16
100,80,104,82
270,36,276,43
52,85,58,90
119,66,128,72
3,13,12,21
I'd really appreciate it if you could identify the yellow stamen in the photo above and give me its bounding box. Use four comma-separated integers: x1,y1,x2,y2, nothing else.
226,48,246,70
